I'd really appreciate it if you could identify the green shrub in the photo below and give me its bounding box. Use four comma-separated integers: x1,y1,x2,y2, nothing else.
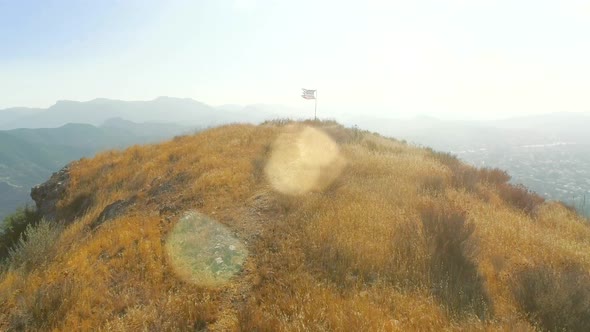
8,219,64,272
0,205,41,260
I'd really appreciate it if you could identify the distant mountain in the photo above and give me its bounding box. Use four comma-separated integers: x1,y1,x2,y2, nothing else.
0,107,43,128
343,112,590,150
492,112,590,142
0,120,193,221
0,97,278,130
0,181,30,224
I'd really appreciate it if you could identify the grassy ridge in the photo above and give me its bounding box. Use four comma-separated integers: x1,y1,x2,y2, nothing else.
0,120,588,331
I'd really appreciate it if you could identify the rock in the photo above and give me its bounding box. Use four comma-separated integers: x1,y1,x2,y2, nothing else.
148,173,189,198
30,163,72,221
159,204,179,216
90,196,137,230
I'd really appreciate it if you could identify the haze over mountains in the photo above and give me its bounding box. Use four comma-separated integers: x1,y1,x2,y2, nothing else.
0,96,302,130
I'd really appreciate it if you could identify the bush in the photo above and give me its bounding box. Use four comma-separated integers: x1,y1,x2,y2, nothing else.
477,168,511,185
498,183,545,216
420,204,492,319
427,149,461,169
427,150,480,192
252,143,271,183
8,277,78,331
8,219,64,272
261,118,293,126
428,149,512,193
0,205,41,260
513,264,590,331
419,176,446,196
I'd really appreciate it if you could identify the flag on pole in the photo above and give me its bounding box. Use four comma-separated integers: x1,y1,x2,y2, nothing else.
301,88,316,100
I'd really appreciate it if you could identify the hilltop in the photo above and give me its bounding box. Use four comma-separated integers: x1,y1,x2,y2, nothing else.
0,120,589,331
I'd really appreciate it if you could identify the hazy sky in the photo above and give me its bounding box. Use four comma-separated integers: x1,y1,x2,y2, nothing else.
1,0,589,120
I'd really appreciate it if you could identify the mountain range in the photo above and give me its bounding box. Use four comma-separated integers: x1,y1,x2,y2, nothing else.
0,96,301,130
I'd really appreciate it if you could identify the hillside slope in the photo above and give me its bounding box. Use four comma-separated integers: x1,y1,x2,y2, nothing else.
1,121,589,331
0,120,192,221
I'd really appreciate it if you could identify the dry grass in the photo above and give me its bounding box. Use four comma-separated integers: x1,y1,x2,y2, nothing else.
0,121,588,331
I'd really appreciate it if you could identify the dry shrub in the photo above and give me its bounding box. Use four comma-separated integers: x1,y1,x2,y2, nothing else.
389,220,429,289
427,149,480,191
252,143,271,183
477,168,511,185
237,305,282,332
429,150,511,193
498,183,545,216
513,264,590,331
419,176,446,197
321,124,364,144
557,201,578,214
427,149,460,169
5,275,79,331
453,166,481,192
420,204,492,319
261,118,293,126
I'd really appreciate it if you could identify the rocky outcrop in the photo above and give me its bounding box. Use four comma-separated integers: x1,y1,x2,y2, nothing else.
30,164,72,221
90,197,137,230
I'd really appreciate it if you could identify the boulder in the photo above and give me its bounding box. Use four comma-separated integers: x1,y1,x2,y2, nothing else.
30,164,71,221
90,197,136,230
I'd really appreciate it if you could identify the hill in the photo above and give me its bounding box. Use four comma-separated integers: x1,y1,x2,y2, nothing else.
0,121,589,331
0,120,193,221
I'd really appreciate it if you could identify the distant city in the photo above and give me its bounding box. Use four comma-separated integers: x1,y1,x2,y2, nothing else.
456,143,590,217
347,111,590,218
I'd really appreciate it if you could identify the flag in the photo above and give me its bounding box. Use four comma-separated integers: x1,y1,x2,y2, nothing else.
301,88,316,100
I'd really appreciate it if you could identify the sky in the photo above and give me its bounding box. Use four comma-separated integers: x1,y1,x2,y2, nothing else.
1,0,589,120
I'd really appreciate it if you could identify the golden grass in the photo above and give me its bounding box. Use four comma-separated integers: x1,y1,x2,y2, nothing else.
1,120,588,331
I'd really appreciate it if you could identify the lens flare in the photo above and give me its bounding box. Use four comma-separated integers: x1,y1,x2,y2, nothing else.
165,211,247,286
265,125,345,195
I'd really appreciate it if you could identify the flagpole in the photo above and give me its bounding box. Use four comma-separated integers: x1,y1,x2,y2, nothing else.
314,90,317,121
